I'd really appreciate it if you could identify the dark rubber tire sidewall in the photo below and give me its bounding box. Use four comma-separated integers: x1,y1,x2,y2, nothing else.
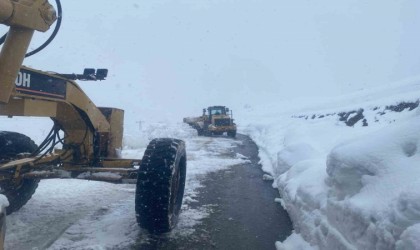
0,131,39,215
135,138,187,234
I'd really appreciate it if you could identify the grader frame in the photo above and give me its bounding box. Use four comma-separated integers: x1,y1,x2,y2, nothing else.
0,0,139,183
0,0,187,237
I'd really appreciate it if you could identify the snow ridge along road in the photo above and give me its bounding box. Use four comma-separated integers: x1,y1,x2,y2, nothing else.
239,84,420,249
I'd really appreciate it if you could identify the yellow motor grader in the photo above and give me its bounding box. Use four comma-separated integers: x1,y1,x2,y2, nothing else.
0,0,187,242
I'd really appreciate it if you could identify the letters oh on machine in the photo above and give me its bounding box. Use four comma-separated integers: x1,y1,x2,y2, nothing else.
0,0,187,243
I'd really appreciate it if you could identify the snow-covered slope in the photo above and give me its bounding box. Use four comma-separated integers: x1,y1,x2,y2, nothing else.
237,77,420,249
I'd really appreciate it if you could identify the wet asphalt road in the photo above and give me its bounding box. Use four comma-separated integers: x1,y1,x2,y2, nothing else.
132,134,293,250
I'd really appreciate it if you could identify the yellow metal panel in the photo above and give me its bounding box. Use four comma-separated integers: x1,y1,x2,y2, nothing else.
99,108,124,158
24,99,57,117
0,0,13,22
66,84,110,132
0,27,34,104
0,98,57,117
0,99,24,116
101,159,138,168
4,0,56,32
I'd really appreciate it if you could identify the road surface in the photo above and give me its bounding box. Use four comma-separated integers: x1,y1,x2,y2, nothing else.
131,134,293,249
5,133,293,250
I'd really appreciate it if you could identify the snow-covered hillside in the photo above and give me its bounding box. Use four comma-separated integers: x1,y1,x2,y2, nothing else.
238,77,420,249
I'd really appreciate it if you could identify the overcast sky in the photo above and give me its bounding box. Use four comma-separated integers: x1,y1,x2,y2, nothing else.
5,0,419,122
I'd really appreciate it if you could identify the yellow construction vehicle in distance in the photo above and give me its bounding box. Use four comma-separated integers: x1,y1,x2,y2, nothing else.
184,106,237,137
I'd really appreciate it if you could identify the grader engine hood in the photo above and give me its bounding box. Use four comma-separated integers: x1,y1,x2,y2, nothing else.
15,67,67,100
208,115,236,133
211,115,232,126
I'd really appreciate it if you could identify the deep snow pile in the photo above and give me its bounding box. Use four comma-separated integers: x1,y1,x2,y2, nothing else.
0,196,7,215
237,78,420,249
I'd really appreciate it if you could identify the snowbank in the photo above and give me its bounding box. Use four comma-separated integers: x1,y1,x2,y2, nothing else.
0,195,8,214
276,232,318,250
238,80,420,249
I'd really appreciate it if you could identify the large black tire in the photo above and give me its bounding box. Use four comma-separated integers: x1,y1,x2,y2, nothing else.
135,138,187,234
0,131,39,215
227,130,237,138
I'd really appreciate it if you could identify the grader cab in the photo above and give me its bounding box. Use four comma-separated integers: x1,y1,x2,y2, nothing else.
0,0,187,243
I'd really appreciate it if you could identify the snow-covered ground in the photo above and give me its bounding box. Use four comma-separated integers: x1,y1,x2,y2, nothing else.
1,121,247,249
0,0,419,249
4,78,420,249
237,77,420,249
